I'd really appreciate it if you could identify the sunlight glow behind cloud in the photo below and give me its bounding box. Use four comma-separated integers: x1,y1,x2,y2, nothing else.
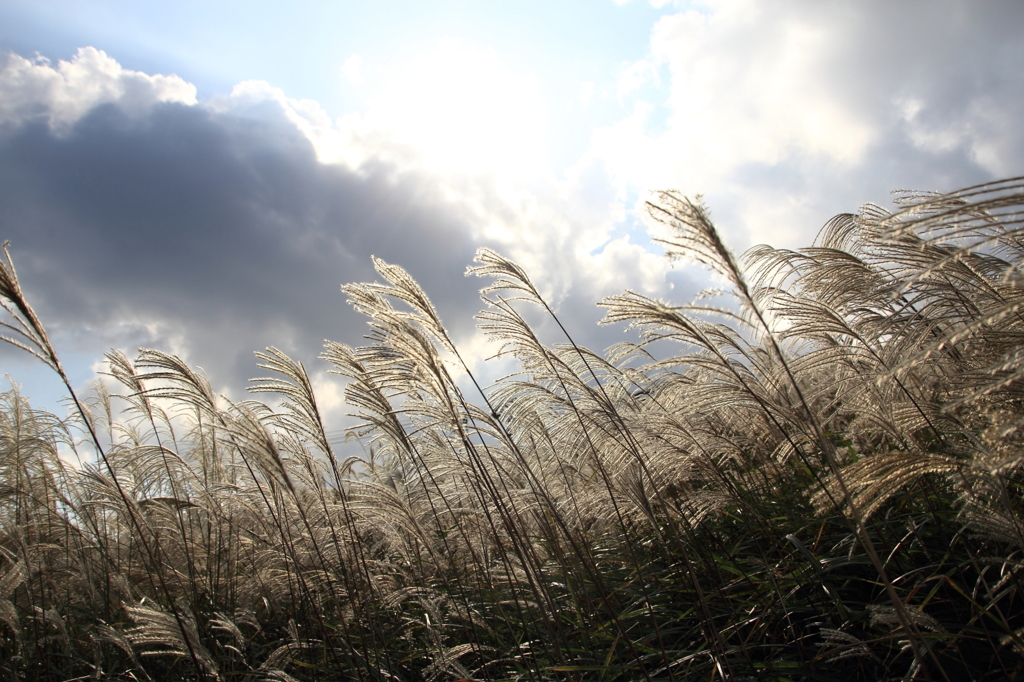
362,40,549,175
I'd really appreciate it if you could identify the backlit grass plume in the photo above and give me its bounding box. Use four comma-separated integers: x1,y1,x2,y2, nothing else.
1,178,1023,680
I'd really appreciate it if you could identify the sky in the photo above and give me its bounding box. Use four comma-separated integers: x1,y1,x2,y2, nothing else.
0,0,1022,436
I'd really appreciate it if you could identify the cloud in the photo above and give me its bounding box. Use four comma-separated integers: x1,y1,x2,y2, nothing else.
0,47,196,133
591,0,1024,249
0,46,683,415
617,59,659,101
6,0,1017,426
340,54,364,85
0,55,477,394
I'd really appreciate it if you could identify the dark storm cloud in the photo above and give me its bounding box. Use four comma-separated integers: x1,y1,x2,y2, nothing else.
0,97,485,387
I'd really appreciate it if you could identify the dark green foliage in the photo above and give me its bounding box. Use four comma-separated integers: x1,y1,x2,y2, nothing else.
1,178,1024,680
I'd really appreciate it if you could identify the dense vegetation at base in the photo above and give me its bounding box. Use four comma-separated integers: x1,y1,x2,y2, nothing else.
2,178,1024,681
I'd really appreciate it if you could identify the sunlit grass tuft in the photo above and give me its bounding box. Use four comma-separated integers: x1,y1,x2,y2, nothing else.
2,178,1024,680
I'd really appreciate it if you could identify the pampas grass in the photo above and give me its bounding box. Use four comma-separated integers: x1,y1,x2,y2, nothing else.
1,178,1024,680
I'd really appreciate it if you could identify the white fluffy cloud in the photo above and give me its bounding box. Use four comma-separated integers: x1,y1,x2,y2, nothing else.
589,0,1024,249
0,47,196,132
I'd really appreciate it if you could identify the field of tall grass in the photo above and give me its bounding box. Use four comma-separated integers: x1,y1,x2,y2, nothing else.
2,177,1024,680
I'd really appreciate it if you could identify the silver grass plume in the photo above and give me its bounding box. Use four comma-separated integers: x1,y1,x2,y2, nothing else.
125,604,219,679
636,190,942,674
0,247,212,678
0,560,25,635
